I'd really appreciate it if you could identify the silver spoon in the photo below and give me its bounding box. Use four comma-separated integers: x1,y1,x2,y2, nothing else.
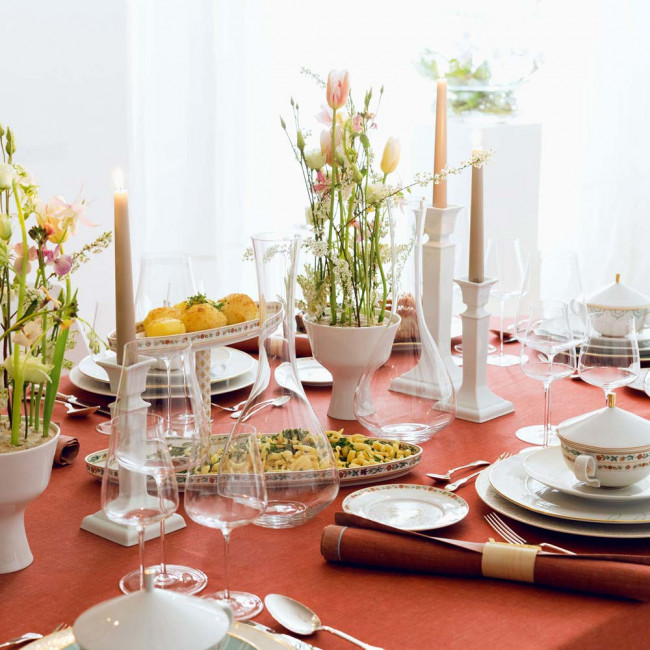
0,632,44,647
230,395,291,420
265,594,384,650
212,398,248,413
55,400,99,418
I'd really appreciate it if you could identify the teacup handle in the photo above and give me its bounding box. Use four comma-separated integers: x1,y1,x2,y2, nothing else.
574,454,600,487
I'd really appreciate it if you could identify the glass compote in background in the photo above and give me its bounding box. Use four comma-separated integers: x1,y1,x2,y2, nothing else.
485,237,524,367
185,425,267,620
578,312,640,402
518,301,577,447
101,413,180,594
514,250,587,443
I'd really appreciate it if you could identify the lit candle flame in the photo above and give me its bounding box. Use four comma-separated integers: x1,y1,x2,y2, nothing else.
113,168,125,191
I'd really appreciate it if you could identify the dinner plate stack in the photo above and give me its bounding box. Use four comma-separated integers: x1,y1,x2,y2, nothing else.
476,447,650,538
70,348,258,399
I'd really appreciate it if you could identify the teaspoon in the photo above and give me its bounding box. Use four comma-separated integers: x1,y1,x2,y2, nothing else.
265,594,384,650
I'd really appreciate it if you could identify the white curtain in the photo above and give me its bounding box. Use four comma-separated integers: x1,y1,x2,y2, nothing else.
128,0,650,301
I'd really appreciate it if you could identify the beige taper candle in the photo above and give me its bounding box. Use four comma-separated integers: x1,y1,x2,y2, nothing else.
113,174,136,365
433,79,447,208
468,150,485,283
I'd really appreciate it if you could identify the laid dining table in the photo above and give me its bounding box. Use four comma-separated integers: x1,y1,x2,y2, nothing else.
4,336,650,650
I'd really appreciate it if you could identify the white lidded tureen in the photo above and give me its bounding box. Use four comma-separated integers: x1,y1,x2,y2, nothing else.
73,571,233,650
557,393,650,487
586,273,650,336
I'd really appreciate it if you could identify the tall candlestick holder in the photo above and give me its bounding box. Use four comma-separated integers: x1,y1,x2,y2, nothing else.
454,276,514,422
422,203,463,389
80,354,186,545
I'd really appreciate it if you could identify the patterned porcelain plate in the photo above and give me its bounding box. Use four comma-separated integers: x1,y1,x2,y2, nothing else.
85,437,422,490
24,621,290,649
342,484,469,530
489,451,650,524
523,446,650,502
476,466,650,538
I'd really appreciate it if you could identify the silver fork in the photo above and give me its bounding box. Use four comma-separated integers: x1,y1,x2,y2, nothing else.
444,452,511,491
485,512,576,555
211,399,248,412
427,459,490,481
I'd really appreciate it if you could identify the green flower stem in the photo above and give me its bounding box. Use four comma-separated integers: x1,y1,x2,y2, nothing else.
328,108,338,325
12,180,28,320
42,325,69,437
35,383,43,431
10,348,23,445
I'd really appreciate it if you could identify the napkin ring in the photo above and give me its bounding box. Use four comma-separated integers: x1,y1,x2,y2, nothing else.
481,540,541,583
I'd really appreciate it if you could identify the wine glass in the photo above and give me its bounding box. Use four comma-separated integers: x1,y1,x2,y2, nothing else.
114,340,210,595
514,251,586,443
135,252,197,321
518,301,577,447
184,425,267,620
578,312,640,402
101,412,180,593
485,238,524,367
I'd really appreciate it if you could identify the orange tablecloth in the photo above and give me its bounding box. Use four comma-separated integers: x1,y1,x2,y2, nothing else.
3,344,650,649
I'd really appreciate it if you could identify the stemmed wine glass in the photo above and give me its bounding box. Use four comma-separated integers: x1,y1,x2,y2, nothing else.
514,250,586,443
101,412,180,593
185,425,267,620
578,312,640,402
519,301,577,447
485,238,524,367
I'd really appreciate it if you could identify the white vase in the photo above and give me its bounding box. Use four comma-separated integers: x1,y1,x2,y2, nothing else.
0,425,60,574
304,314,400,420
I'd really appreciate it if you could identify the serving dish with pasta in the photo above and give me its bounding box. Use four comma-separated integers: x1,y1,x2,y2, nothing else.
85,430,423,488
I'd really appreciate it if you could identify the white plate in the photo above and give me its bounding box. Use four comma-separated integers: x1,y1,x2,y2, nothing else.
78,348,253,386
275,358,332,388
628,367,649,393
24,621,289,649
342,484,468,531
70,362,258,399
489,451,650,524
523,446,650,502
476,467,650,538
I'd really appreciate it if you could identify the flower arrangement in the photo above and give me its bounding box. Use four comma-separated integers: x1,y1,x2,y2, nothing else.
0,125,111,450
283,69,489,327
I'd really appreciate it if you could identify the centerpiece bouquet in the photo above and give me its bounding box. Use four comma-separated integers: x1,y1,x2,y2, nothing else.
0,125,111,450
283,69,488,328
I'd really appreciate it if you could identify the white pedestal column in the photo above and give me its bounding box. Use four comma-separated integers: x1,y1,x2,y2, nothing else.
422,204,463,389
455,277,514,422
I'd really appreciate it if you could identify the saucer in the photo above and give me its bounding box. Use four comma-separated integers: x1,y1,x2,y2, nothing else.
523,447,650,502
342,484,468,531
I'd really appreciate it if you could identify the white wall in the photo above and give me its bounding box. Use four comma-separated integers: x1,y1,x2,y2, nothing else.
0,0,129,338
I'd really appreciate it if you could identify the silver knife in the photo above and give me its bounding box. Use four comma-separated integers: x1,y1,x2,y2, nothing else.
243,621,321,650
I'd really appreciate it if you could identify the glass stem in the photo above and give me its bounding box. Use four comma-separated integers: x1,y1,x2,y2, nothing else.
159,522,167,576
543,381,552,448
222,529,231,602
138,526,146,590
499,300,505,357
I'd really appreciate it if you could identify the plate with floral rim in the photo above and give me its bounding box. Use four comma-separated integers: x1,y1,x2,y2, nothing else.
342,484,469,530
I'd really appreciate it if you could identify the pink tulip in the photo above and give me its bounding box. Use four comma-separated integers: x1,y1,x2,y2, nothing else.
326,70,350,110
319,126,342,165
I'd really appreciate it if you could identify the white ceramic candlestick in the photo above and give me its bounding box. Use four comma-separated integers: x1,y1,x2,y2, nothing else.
454,276,514,422
80,355,185,546
422,204,463,389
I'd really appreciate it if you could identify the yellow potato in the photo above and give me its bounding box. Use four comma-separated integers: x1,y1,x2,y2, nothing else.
144,318,186,337
220,293,257,325
143,307,182,329
181,304,227,332
174,301,188,313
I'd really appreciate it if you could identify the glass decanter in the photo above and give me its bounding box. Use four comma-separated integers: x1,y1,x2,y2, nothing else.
354,200,455,443
233,232,339,528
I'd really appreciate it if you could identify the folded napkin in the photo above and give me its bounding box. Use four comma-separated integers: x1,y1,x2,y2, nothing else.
53,434,80,466
321,512,650,602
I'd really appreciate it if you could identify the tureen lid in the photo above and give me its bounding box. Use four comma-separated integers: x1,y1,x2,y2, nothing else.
73,572,232,650
587,274,650,309
557,393,650,450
